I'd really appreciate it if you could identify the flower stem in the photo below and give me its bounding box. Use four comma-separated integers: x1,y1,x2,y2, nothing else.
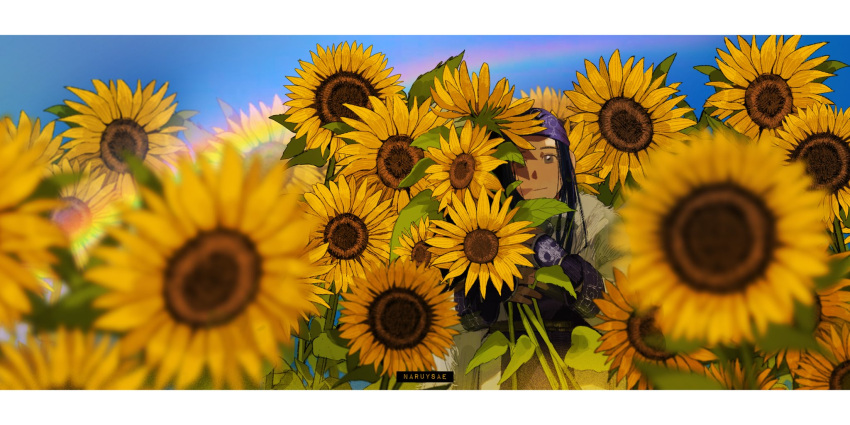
517,306,562,390
312,293,341,389
507,303,518,390
529,301,582,390
833,217,846,253
379,375,390,390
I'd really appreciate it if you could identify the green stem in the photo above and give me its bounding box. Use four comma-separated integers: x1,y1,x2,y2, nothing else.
312,294,341,389
379,375,390,390
833,218,846,253
528,301,582,390
740,345,755,389
517,306,562,390
508,303,518,390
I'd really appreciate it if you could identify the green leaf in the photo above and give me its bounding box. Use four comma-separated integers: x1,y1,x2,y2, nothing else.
498,335,536,384
411,125,450,150
636,361,724,390
389,190,442,261
535,266,576,298
705,114,749,143
281,134,307,160
465,331,509,374
124,153,164,195
562,326,609,372
218,98,235,120
513,198,573,228
398,157,435,188
505,181,522,197
664,337,706,354
272,371,306,390
24,284,107,333
814,253,850,291
694,65,718,76
270,113,298,133
651,53,677,85
309,317,325,341
755,315,822,354
492,142,525,165
45,104,80,127
407,51,465,107
295,360,312,379
322,121,356,135
49,247,86,290
181,120,214,145
286,148,327,167
333,364,381,388
25,172,79,202
813,60,847,83
313,332,350,361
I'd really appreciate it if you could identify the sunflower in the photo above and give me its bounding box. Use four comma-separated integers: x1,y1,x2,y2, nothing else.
430,187,535,298
283,42,403,157
423,121,505,211
337,95,445,212
565,50,695,190
0,327,147,389
338,259,458,376
795,322,850,389
775,104,850,224
520,86,576,122
568,121,605,194
2,111,63,168
706,35,834,142
0,119,68,328
394,217,440,268
431,61,544,150
620,129,829,345
48,158,121,267
706,360,780,390
594,268,715,390
304,175,397,293
88,145,330,389
60,79,189,197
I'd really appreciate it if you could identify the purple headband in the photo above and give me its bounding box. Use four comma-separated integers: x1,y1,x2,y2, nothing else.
529,108,569,149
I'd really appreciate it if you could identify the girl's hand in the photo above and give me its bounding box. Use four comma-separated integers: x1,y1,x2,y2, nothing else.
507,268,546,305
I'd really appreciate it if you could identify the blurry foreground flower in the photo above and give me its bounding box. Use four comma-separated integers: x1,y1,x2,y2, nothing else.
2,111,63,167
521,86,575,122
795,323,850,389
339,260,458,376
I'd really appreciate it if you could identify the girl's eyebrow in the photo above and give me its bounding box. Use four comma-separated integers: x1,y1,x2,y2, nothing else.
540,146,558,151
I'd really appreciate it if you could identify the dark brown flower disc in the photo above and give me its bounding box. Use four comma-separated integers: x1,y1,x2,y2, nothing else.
367,288,432,350
410,241,432,266
376,135,423,189
164,229,261,327
324,212,369,260
314,71,379,124
464,229,499,264
100,119,150,173
51,196,92,236
662,184,776,294
598,97,654,153
626,310,674,361
789,132,850,194
449,153,476,190
829,360,850,390
744,74,794,130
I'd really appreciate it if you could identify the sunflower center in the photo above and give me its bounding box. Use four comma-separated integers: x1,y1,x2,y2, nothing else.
314,71,379,124
100,119,150,174
744,74,794,129
411,241,432,266
367,287,432,350
662,184,776,294
789,132,850,193
376,135,423,189
598,97,654,153
626,310,674,361
829,360,850,390
463,229,499,264
164,229,261,327
51,196,93,238
449,153,476,190
324,212,369,260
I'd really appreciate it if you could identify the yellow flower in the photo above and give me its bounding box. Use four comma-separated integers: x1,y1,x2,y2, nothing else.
60,79,189,197
431,62,544,150
620,129,829,345
339,260,458,376
568,121,605,195
565,50,695,190
337,96,445,212
594,268,715,390
520,86,575,122
424,121,505,211
706,35,834,142
0,328,148,389
430,187,535,298
394,217,440,268
304,175,397,293
88,145,330,389
775,104,850,224
706,360,780,390
284,42,403,157
2,111,63,168
795,323,850,389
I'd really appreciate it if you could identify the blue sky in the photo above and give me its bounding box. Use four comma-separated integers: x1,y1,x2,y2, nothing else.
2,35,850,135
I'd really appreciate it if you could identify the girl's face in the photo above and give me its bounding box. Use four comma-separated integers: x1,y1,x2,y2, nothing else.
512,135,562,199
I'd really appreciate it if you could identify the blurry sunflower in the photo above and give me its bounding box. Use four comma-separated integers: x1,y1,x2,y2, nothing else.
0,120,67,328
594,268,715,390
775,104,850,224
283,42,403,157
0,328,147,390
60,79,188,197
706,360,780,390
520,86,576,122
568,121,605,194
339,260,458,376
620,129,829,345
431,62,544,150
565,50,695,190
795,322,850,389
2,111,63,167
88,146,330,389
430,187,535,298
423,121,505,211
49,158,121,267
337,95,445,212
706,35,834,141
394,217,440,268
304,175,396,293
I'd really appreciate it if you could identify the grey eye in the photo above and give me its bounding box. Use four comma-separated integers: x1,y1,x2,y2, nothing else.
543,154,556,164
